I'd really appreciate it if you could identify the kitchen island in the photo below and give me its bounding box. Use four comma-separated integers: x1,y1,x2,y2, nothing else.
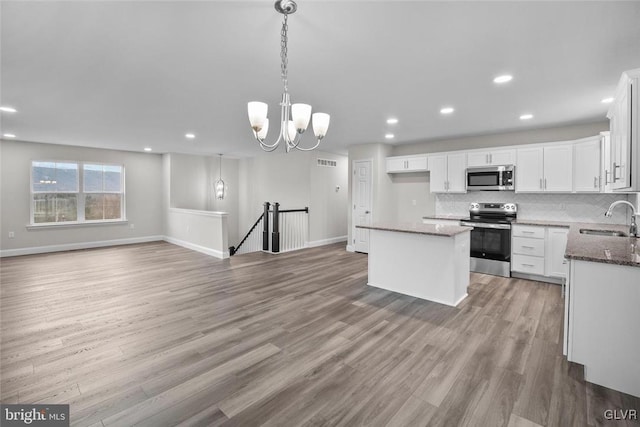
357,222,472,306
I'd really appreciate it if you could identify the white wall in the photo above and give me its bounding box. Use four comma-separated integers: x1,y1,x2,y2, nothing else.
166,153,240,245
0,140,164,254
238,150,348,246
346,143,394,246
391,121,609,156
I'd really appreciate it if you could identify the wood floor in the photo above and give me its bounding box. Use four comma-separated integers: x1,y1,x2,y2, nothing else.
1,242,638,427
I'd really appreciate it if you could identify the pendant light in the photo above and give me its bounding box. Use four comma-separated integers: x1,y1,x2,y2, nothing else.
215,154,225,200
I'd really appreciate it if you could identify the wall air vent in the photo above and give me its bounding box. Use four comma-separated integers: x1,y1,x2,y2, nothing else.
317,158,337,167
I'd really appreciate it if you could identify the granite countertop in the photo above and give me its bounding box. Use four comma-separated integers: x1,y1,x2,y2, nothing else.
513,219,572,227
563,223,639,267
357,222,472,237
422,215,467,221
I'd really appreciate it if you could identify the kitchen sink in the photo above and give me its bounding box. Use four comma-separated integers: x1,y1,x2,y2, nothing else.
579,229,628,237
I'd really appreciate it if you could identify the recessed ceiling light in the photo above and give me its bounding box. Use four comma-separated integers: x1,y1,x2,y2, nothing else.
386,118,398,125
520,114,533,120
440,107,455,114
3,133,16,138
493,75,513,84
144,147,152,152
0,106,17,113
385,133,395,139
185,133,196,139
601,97,614,104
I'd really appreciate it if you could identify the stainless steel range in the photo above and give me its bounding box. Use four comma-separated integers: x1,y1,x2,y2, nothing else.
460,202,517,277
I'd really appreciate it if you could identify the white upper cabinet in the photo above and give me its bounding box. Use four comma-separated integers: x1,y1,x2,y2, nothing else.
544,144,573,192
600,131,613,193
573,137,601,193
467,149,515,167
516,144,573,192
516,147,544,192
427,153,467,193
607,68,639,191
386,155,428,173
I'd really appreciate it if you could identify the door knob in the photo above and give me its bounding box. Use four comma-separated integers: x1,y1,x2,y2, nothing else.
365,210,370,214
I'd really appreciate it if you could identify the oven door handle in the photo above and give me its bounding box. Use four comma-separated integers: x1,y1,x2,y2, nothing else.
460,222,511,230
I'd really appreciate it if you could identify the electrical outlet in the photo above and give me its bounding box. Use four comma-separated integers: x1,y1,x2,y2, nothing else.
8,231,15,239
129,223,135,230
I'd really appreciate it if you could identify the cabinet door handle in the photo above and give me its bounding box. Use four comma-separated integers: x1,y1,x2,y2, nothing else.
522,245,535,249
539,178,543,189
522,263,535,267
605,170,610,185
594,177,598,188
522,231,535,234
489,154,492,164
613,163,620,182
544,178,547,189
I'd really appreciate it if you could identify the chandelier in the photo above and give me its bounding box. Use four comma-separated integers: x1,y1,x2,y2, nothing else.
247,0,330,152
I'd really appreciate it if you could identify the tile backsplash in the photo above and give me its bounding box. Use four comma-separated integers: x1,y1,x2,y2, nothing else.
436,192,631,224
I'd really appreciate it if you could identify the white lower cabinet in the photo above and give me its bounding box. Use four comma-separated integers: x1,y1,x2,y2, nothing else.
545,227,569,278
565,259,640,397
511,224,569,282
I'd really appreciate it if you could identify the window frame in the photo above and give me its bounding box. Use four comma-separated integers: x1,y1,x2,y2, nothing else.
30,160,126,226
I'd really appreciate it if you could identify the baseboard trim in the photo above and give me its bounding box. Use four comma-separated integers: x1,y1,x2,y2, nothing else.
307,235,347,248
163,236,229,259
0,236,164,258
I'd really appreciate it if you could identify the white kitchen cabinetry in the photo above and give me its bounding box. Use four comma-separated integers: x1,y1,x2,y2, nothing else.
511,224,568,283
565,260,640,397
428,153,466,193
607,68,640,191
386,155,428,173
545,227,569,278
466,149,515,167
516,144,573,192
600,131,613,193
573,136,601,193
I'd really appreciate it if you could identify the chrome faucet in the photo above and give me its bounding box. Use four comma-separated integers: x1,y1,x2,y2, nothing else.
605,200,638,237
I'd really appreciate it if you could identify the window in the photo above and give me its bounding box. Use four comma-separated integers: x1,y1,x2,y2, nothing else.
31,161,125,225
83,164,124,221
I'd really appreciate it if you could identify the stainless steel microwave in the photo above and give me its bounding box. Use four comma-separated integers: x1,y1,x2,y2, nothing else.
466,165,515,191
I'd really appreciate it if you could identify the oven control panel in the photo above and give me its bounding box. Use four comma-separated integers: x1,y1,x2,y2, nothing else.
468,202,517,214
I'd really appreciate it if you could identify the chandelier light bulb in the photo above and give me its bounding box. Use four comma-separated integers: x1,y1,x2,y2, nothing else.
287,120,297,141
312,113,330,139
256,119,269,140
292,103,312,132
248,102,268,132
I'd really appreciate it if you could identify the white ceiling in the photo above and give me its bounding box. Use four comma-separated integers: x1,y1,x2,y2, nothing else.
2,1,640,157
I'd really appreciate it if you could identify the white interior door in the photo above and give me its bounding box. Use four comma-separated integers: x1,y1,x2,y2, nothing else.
353,160,372,253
